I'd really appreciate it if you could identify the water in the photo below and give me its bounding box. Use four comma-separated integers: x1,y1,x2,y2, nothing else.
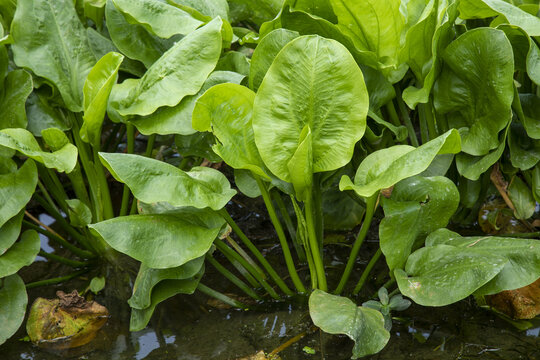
4,204,539,359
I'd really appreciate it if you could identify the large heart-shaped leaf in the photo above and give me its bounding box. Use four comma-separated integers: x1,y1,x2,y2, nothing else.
25,91,70,137
309,290,390,359
520,94,540,139
130,269,203,331
433,28,514,156
0,128,77,173
0,160,37,228
133,71,244,136
380,176,459,272
252,35,368,183
89,210,224,269
114,18,223,116
129,256,205,309
99,152,235,210
508,121,540,170
0,274,28,345
11,0,96,112
112,0,203,39
0,230,40,278
340,129,461,198
80,52,123,148
193,83,267,177
395,245,507,306
426,228,540,296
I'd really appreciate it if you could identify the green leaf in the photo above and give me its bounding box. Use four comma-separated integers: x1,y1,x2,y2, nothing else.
0,274,28,345
234,169,261,198
99,152,236,210
175,132,221,162
105,0,178,68
508,121,540,170
0,70,32,129
0,160,37,228
193,83,267,177
114,18,223,116
395,244,507,306
340,130,461,198
215,51,250,76
249,28,299,91
133,71,244,136
86,28,146,77
0,211,23,255
253,35,368,183
112,0,202,39
0,128,78,173
402,1,458,109
11,0,96,112
167,0,229,20
0,230,40,278
498,25,540,86
25,91,70,137
426,229,540,296
81,52,123,147
65,199,92,227
330,0,408,82
507,175,536,220
309,290,390,358
433,28,514,156
380,176,459,272
456,126,509,181
89,276,105,294
130,268,203,331
89,210,223,269
322,185,365,231
228,0,280,25
287,125,313,201
459,0,540,36
128,256,204,309
520,94,540,139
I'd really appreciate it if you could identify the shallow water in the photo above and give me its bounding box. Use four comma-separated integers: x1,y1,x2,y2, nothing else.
4,201,539,359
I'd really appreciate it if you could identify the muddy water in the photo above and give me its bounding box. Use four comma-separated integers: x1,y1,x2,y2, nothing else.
3,201,539,359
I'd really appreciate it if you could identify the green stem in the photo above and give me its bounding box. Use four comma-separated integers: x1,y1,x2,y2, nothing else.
385,101,401,127
225,236,266,278
22,220,95,258
418,103,429,143
334,194,377,295
37,179,60,214
66,163,92,210
353,248,383,295
255,175,305,293
217,245,260,288
39,251,91,267
104,122,122,152
92,147,114,220
395,87,419,147
145,134,156,157
119,123,135,217
425,99,438,139
206,254,262,301
215,239,280,300
33,194,94,251
219,209,293,296
305,192,327,291
197,283,248,309
26,269,88,289
272,191,306,262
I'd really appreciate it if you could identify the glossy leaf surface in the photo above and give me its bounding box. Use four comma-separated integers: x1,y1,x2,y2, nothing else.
11,0,96,111
0,274,27,345
253,35,368,182
0,160,37,228
309,290,389,358
89,211,224,269
340,130,461,198
99,153,235,210
0,230,40,278
0,129,77,173
115,18,223,116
